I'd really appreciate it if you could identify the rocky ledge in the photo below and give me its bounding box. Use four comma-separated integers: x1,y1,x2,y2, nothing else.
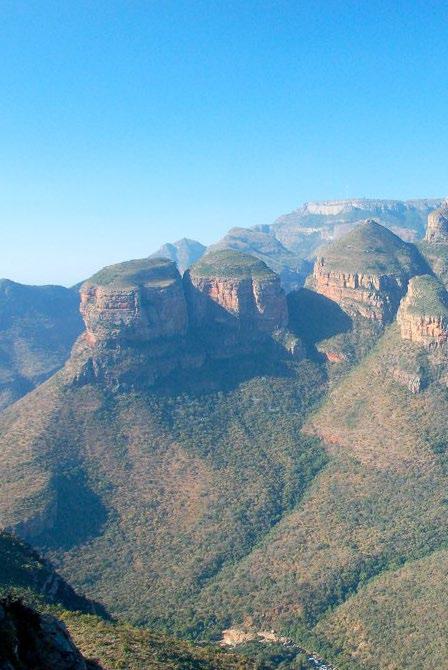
397,274,448,348
311,220,427,323
80,257,188,346
185,249,288,333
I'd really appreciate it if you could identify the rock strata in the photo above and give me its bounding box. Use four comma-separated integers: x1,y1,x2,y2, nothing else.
74,257,198,387
80,257,188,346
184,250,298,357
397,275,448,348
425,206,448,243
311,220,426,323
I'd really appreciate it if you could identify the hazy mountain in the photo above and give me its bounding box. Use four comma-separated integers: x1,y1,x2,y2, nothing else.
209,199,442,292
1,210,448,669
150,237,206,274
0,279,84,411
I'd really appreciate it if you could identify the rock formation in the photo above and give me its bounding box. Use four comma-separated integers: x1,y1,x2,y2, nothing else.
311,220,427,323
72,251,302,387
185,250,288,334
425,206,448,243
183,250,303,357
74,257,199,387
80,257,188,346
397,274,448,348
0,599,89,670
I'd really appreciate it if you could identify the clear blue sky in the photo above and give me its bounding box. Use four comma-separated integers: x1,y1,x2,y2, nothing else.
1,0,447,285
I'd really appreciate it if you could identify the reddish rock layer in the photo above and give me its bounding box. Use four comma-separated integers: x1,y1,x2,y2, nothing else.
80,260,188,346
312,259,406,323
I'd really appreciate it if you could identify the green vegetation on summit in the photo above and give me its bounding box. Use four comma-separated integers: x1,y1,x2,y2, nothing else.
85,257,179,288
316,220,426,275
401,274,448,317
190,250,275,280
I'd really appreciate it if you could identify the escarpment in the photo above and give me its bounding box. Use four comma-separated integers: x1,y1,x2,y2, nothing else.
80,257,188,345
73,257,198,386
184,250,302,357
397,275,448,348
70,251,301,387
311,220,427,323
185,250,288,332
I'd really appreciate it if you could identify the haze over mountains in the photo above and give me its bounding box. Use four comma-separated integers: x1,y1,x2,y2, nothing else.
1,197,448,669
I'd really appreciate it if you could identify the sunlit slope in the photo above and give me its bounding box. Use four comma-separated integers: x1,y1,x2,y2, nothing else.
0,356,327,631
191,324,448,669
316,549,448,670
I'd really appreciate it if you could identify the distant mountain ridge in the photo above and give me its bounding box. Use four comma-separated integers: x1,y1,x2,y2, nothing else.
0,279,83,411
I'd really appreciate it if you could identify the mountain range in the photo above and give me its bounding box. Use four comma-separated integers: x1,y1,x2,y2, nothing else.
1,198,448,669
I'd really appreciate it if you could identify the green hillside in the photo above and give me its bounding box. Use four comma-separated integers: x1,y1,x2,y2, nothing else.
316,220,427,275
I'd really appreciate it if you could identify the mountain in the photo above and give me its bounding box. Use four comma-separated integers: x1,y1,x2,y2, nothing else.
207,227,312,291
0,279,83,412
0,531,261,670
209,199,442,293
1,215,447,669
309,219,428,323
270,198,445,251
0,252,323,635
150,238,206,274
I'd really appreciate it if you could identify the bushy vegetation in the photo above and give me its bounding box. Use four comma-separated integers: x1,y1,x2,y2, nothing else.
87,257,178,288
190,250,275,279
317,220,427,275
403,274,448,316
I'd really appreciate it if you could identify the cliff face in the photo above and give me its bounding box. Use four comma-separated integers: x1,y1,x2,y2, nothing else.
71,251,300,387
73,258,198,387
80,258,188,346
184,250,294,356
425,207,448,243
311,220,427,323
397,275,448,348
312,260,407,322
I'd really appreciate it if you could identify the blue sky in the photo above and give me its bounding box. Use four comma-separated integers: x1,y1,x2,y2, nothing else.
1,0,448,285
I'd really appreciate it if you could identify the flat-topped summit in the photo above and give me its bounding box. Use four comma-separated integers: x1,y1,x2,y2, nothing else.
397,274,448,347
190,249,275,280
85,256,179,288
185,250,288,337
80,257,188,346
311,220,427,322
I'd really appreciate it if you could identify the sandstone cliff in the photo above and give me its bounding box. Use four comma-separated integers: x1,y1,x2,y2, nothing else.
185,250,288,333
80,257,188,346
311,220,427,323
183,250,302,357
73,257,200,387
397,274,448,348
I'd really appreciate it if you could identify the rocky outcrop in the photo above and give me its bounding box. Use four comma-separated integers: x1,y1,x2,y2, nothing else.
397,275,448,348
311,220,427,323
184,250,298,357
425,207,448,243
80,257,188,346
0,599,88,670
312,261,407,322
73,257,201,387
